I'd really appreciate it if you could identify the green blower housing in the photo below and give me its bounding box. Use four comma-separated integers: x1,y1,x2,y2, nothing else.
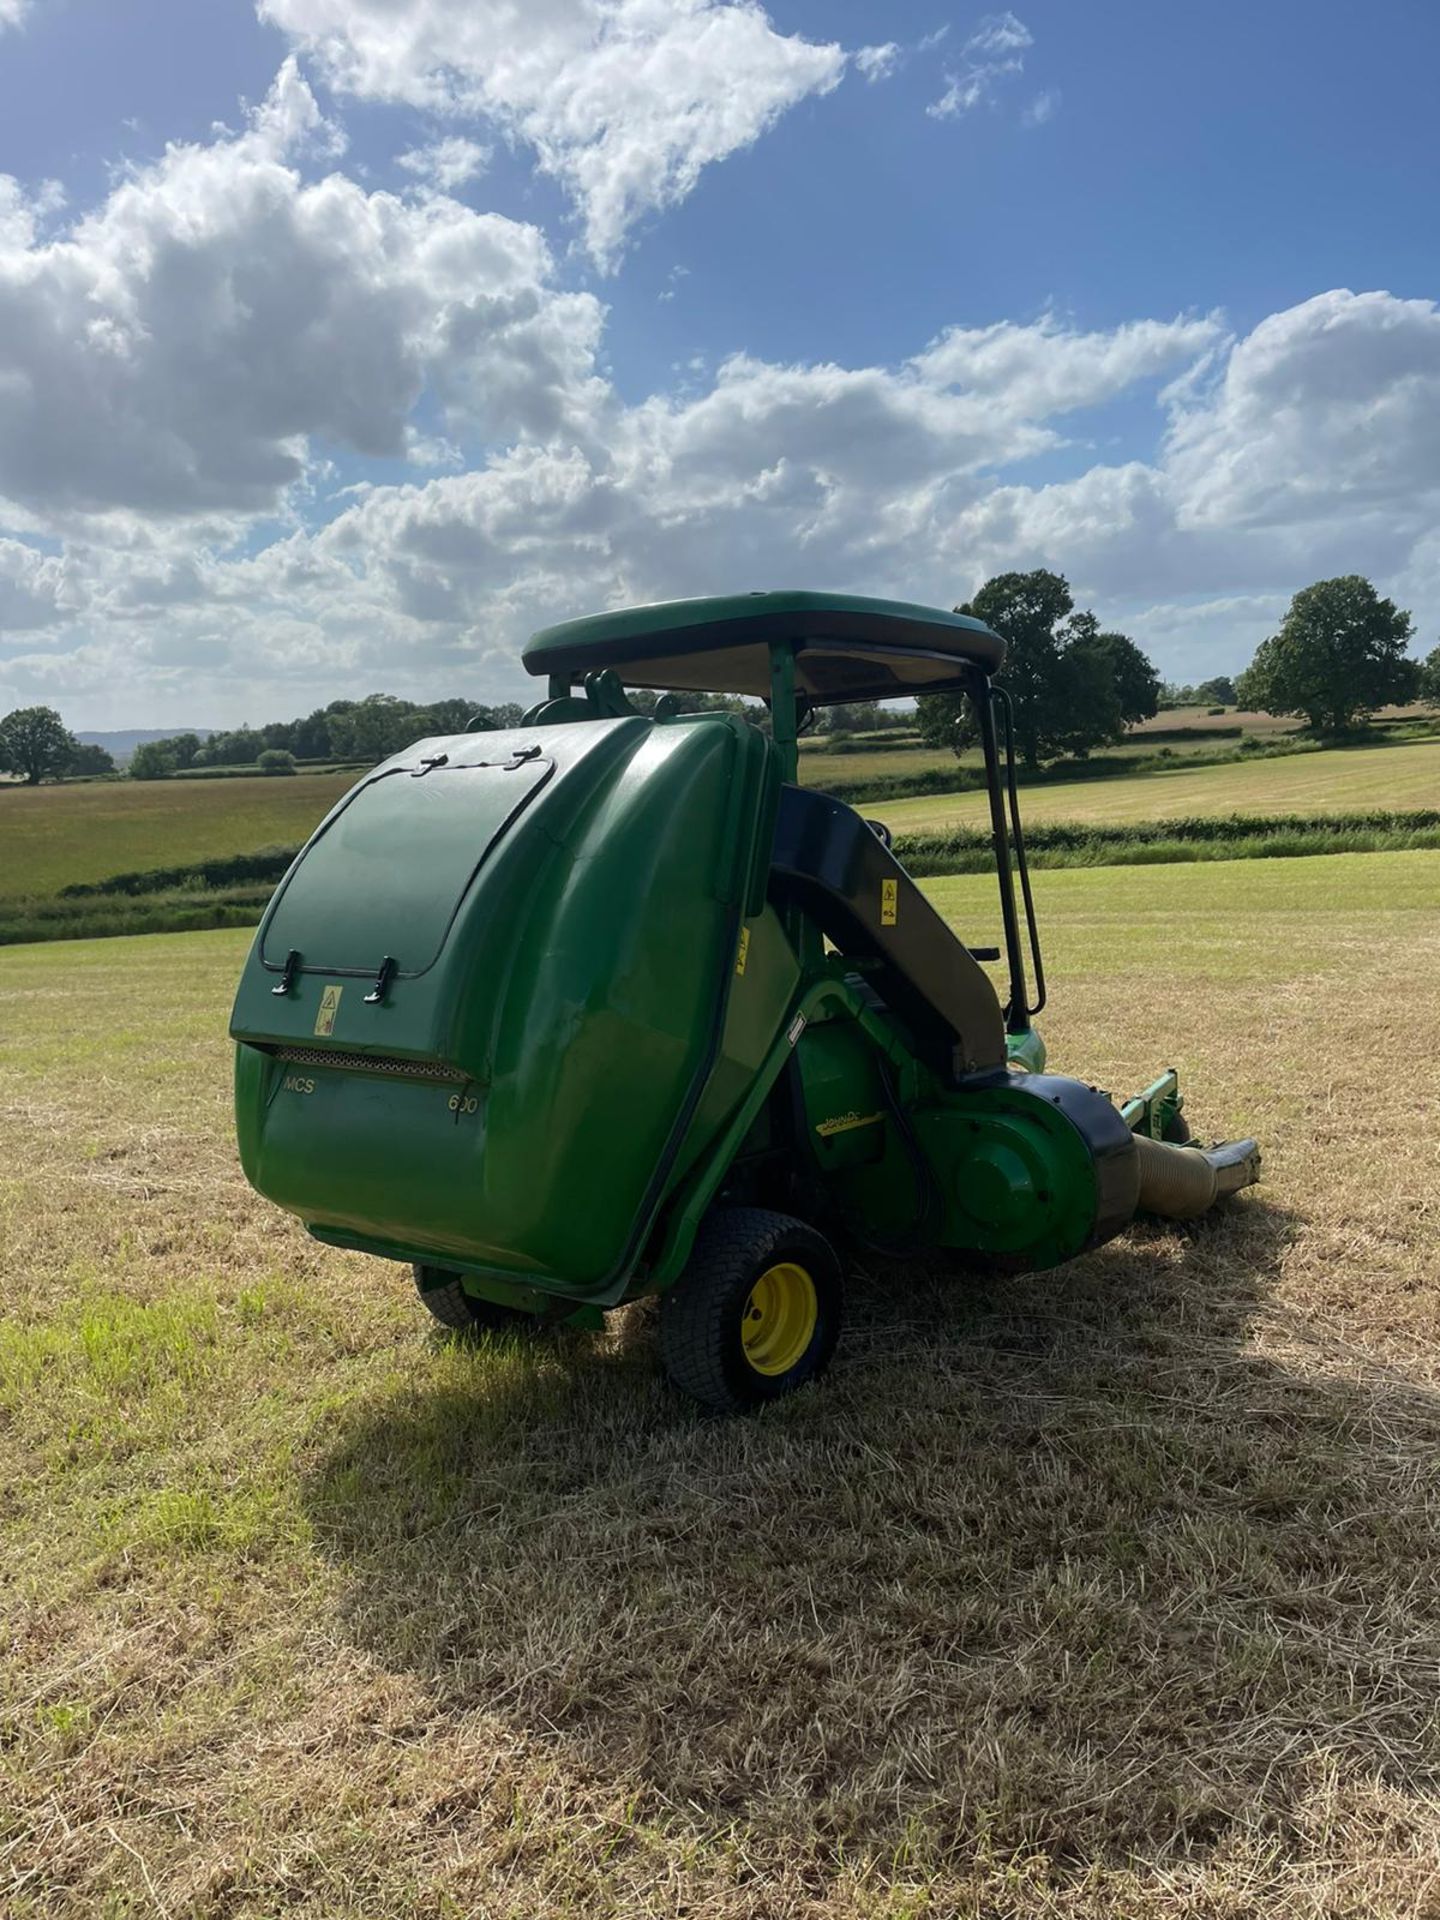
231,591,1260,1410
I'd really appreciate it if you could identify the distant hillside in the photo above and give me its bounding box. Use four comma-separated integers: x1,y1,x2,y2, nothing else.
75,727,214,764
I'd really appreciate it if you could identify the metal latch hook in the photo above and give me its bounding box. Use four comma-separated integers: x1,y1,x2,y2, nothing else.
364,956,398,1005
272,949,302,995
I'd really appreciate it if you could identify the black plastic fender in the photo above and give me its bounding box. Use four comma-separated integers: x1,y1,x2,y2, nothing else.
769,785,1007,1080
1009,1072,1141,1251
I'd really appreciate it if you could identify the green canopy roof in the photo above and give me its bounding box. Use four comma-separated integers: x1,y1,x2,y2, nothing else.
522,591,1004,704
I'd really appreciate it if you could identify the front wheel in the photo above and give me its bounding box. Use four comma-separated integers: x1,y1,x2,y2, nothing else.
659,1208,842,1412
413,1264,536,1333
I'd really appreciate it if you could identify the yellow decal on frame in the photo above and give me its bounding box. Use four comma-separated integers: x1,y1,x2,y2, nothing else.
735,926,751,976
815,1110,884,1138
314,984,343,1036
880,878,898,927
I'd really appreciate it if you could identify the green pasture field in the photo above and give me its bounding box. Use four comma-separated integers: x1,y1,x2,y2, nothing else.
874,734,1440,833
798,743,957,783
797,727,1273,790
0,769,355,897
2,716,1436,930
4,849,1439,1916
800,706,1434,795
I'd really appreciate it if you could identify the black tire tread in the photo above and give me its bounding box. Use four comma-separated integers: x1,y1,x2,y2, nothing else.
413,1264,529,1332
660,1206,839,1412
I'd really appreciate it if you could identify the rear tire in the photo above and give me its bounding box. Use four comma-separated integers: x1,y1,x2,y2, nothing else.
413,1264,534,1332
660,1208,842,1412
1162,1111,1192,1145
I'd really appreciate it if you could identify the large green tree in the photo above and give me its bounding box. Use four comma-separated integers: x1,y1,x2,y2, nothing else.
1236,576,1418,732
423,697,489,735
1418,646,1440,707
128,739,179,779
0,705,79,785
1193,675,1238,707
327,695,426,761
129,731,205,779
193,727,262,767
67,741,116,777
916,570,1158,769
1064,616,1162,728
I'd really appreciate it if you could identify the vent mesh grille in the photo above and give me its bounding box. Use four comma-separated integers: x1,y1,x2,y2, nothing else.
275,1047,469,1084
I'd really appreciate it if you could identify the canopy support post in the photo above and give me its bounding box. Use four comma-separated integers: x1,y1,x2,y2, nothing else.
976,677,1030,1033
768,642,799,784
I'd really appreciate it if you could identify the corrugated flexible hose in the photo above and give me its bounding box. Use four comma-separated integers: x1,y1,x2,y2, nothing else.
1134,1133,1262,1220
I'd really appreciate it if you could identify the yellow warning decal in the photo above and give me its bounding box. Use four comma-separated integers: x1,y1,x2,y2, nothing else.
815,1110,884,1139
314,984,343,1037
735,926,751,976
880,878,898,927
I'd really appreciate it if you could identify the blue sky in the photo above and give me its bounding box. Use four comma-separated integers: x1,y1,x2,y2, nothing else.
0,0,1437,726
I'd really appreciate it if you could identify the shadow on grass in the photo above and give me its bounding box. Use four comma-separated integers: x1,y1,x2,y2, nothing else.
302,1194,1440,1881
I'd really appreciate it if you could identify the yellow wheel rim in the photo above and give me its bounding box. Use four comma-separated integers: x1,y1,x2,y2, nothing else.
741,1261,818,1377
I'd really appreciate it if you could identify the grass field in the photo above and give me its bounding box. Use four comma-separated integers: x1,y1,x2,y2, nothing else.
799,743,959,784
3,719,1435,911
874,735,1440,833
797,699,1322,779
1125,706,1298,736
0,771,354,897
798,738,1239,790
796,721,1279,789
5,851,1440,1916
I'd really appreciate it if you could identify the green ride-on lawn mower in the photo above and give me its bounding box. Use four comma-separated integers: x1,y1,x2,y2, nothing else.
230,592,1260,1411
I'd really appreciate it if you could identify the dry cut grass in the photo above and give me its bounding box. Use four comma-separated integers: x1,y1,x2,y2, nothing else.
1126,706,1296,735
3,851,1440,1916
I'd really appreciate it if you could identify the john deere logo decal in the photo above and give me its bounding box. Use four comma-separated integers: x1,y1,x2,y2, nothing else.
314,984,343,1036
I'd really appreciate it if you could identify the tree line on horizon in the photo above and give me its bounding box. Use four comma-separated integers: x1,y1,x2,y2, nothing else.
2,572,1437,787
915,570,1437,770
127,693,536,780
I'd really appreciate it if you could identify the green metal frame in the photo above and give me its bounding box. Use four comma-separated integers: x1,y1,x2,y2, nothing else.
1120,1068,1184,1140
647,969,911,1286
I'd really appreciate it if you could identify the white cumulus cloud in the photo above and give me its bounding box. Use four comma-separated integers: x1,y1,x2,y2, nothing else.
5,187,1438,720
0,61,607,522
0,173,64,248
912,313,1225,418
258,0,846,267
0,537,70,631
1166,288,1440,544
395,136,492,192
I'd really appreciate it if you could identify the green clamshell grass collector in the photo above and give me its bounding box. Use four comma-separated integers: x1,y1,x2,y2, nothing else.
230,591,1260,1411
